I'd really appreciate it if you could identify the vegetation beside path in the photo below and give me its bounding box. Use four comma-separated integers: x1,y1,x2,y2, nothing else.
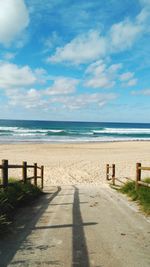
120,178,150,215
0,179,42,236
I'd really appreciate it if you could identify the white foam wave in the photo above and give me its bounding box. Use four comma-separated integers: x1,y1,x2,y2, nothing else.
12,133,46,137
35,137,150,143
0,126,19,131
0,126,65,134
48,130,65,133
93,128,150,134
14,128,64,133
1,135,150,143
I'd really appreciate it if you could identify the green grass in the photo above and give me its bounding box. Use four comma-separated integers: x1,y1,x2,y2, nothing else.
0,179,43,236
120,178,150,215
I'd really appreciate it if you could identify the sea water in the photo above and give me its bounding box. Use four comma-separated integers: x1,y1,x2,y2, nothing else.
0,119,150,143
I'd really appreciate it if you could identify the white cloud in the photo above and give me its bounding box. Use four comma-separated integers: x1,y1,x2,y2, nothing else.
127,78,137,86
85,76,115,89
84,61,122,89
85,60,106,75
132,88,150,95
86,61,122,76
0,0,29,45
48,20,142,65
48,30,106,65
119,72,137,87
108,64,123,72
109,19,143,52
46,77,79,95
120,72,134,81
0,62,46,90
0,62,49,110
49,93,117,110
139,0,150,7
137,8,150,24
43,31,62,53
34,68,48,84
6,87,116,111
84,61,138,89
8,88,46,109
109,3,150,52
48,2,150,66
0,62,35,89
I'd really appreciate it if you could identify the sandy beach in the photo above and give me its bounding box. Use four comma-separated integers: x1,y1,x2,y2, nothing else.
0,141,150,185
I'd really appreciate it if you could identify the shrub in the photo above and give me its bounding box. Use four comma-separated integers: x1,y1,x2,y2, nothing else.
120,179,150,215
0,180,42,236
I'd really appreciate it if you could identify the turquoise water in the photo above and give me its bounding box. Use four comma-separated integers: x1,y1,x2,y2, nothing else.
0,119,150,143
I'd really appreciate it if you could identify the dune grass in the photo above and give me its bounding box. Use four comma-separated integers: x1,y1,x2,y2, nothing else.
120,178,150,215
0,179,42,236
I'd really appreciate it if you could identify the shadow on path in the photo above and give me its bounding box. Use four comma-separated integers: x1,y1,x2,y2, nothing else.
72,186,91,267
0,185,97,267
32,186,97,267
33,222,96,230
0,186,61,267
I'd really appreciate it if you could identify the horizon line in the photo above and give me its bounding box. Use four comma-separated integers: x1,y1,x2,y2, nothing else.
0,118,150,125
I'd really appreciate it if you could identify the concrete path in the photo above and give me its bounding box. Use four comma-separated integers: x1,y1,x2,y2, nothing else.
0,185,150,267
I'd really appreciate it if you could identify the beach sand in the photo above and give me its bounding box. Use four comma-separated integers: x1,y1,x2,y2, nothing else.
0,141,150,185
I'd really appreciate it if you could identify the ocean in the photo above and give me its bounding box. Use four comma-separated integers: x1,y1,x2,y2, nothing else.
0,119,150,143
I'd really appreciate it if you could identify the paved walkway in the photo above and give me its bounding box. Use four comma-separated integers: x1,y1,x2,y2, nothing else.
0,185,150,267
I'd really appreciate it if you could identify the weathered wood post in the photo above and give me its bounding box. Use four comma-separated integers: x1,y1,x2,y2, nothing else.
41,165,44,189
2,159,8,189
112,164,115,185
34,163,37,186
106,164,109,180
22,161,27,184
136,162,141,189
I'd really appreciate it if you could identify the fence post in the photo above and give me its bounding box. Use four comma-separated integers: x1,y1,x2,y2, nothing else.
41,166,44,189
106,164,109,180
112,164,115,185
136,162,141,189
34,163,37,187
22,161,27,184
2,159,8,189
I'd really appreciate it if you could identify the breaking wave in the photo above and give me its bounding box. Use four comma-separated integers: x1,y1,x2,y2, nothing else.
0,122,150,143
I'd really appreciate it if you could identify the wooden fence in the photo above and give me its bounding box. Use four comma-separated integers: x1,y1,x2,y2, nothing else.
106,163,150,189
106,164,115,185
136,163,150,189
0,159,44,189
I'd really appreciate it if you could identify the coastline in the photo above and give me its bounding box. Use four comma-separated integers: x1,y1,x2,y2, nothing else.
0,139,150,145
0,141,150,185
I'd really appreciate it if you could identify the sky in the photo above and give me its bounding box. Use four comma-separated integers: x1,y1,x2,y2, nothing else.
0,0,150,123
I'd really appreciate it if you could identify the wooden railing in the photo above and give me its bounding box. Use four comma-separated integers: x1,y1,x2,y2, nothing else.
106,163,150,189
0,159,44,189
106,164,115,185
136,163,150,189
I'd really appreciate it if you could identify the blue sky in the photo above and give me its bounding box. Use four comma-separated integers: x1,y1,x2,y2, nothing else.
0,0,150,122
